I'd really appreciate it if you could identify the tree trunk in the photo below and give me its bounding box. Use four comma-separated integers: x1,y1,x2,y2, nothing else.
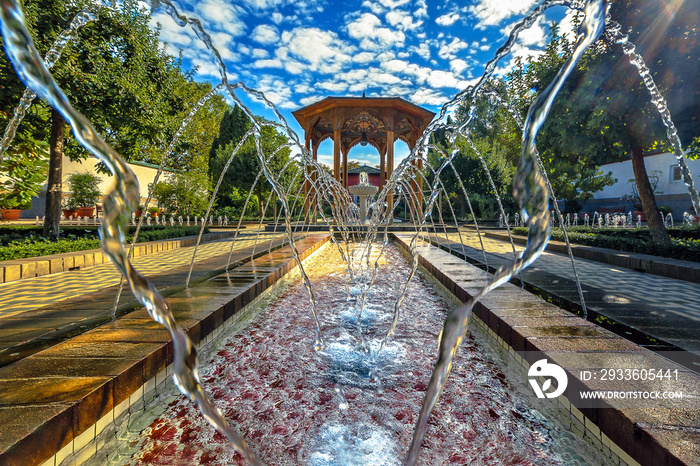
43,110,65,238
630,145,670,245
256,186,264,219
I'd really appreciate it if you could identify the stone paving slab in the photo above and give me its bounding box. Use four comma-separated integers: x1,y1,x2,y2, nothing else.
393,233,700,466
0,233,329,466
0,233,290,368
484,229,700,284
421,230,700,358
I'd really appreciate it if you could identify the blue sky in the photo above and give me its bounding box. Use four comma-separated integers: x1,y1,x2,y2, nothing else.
146,0,573,167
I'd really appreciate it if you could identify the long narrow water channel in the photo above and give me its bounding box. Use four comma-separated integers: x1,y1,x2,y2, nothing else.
110,242,609,465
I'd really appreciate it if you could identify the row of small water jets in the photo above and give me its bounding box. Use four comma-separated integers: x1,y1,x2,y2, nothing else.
1,0,699,464
500,211,699,229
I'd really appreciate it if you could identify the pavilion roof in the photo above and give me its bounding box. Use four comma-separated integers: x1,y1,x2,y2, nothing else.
292,96,435,154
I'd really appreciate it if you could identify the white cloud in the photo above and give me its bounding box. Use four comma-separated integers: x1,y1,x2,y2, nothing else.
318,81,349,92
425,70,469,89
283,28,353,72
271,12,284,24
382,59,409,73
348,82,368,93
386,10,423,30
241,0,284,9
252,48,269,58
411,88,447,106
340,69,369,82
300,95,323,106
366,69,403,85
435,13,460,26
191,58,222,78
438,37,470,60
450,58,469,74
284,60,306,74
151,12,195,47
197,0,247,36
209,31,239,61
414,0,428,19
251,24,280,45
410,42,431,60
347,13,405,49
353,51,375,64
501,16,547,47
254,58,284,68
469,0,539,29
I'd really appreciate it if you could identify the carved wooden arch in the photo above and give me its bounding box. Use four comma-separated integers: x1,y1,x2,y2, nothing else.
339,108,388,133
344,137,386,157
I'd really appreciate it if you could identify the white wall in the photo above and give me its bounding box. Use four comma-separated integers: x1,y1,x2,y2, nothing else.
62,155,177,203
594,152,700,200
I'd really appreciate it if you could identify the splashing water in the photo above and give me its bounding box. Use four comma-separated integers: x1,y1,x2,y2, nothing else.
405,0,607,462
0,1,259,464
2,0,697,464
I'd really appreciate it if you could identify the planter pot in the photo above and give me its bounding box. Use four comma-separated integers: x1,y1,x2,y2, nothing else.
62,208,79,219
134,210,143,218
0,208,22,220
76,206,95,218
633,211,646,222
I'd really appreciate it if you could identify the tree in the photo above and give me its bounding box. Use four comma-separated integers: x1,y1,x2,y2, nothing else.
502,18,680,244
208,105,250,177
152,171,210,216
211,120,294,218
0,0,201,237
167,82,228,175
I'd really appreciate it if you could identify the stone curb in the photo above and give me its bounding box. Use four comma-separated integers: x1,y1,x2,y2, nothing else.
0,234,330,466
393,233,699,466
0,231,241,284
483,230,700,285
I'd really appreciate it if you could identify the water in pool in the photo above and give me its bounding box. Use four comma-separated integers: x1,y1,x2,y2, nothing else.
109,242,610,465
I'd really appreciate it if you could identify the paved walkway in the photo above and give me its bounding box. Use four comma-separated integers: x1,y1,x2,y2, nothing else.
423,228,700,356
0,232,284,318
0,231,289,365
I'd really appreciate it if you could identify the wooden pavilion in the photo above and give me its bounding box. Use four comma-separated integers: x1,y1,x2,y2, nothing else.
292,96,435,220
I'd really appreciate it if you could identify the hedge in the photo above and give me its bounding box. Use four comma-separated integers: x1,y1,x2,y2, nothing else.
0,226,210,261
511,226,700,262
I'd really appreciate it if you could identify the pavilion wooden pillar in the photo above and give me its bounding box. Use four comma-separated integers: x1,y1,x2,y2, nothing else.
342,147,349,188
304,137,312,223
311,139,318,224
379,149,386,189
333,129,341,184
386,130,395,221
411,154,424,220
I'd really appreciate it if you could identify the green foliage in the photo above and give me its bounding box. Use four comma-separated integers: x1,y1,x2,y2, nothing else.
208,105,251,175
152,171,211,216
67,172,101,207
0,225,208,260
0,130,49,209
209,118,295,218
512,226,700,261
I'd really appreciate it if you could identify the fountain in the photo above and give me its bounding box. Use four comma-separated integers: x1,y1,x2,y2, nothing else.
0,0,698,464
347,172,378,225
